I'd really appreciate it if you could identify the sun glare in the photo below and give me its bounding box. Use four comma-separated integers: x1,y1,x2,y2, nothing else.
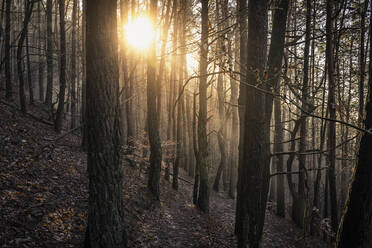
125,17,155,50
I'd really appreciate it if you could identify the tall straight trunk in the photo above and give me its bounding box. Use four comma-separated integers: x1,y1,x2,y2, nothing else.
5,0,12,100
173,7,185,190
25,22,33,104
55,0,67,133
17,0,35,113
293,0,311,229
235,0,247,233
274,96,285,217
147,0,163,200
71,0,78,129
197,0,210,213
45,0,53,106
235,0,269,247
84,0,126,247
120,0,133,151
336,6,372,246
192,92,200,205
228,31,239,199
358,0,369,125
157,0,172,132
38,2,44,101
265,0,289,217
213,0,227,193
326,0,338,233
340,40,353,208
165,0,178,180
186,92,195,177
81,0,88,150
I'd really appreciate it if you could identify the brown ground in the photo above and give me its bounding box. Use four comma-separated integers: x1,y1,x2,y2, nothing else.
0,98,327,248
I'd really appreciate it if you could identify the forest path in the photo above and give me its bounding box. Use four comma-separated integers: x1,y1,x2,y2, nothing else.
126,165,327,248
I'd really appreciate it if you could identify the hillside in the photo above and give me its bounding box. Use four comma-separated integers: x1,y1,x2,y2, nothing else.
0,100,326,248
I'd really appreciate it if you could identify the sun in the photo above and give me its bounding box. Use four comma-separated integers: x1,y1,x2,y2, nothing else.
124,17,155,50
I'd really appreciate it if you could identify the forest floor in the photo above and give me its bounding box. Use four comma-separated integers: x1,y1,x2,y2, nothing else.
0,98,327,248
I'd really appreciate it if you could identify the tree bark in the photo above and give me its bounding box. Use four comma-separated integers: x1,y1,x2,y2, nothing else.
45,0,54,106
38,1,44,102
17,0,35,113
197,0,210,213
235,0,269,247
147,0,163,200
84,0,126,246
326,0,338,233
5,0,12,100
55,0,67,133
71,0,78,129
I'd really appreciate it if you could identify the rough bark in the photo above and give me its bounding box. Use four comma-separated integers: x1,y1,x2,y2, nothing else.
38,1,44,102
274,97,285,217
358,0,369,125
235,0,247,233
45,0,54,106
235,0,269,247
147,0,163,200
326,0,338,233
71,0,78,129
197,0,210,213
265,0,289,218
17,0,35,113
55,0,67,133
5,0,12,100
84,0,126,246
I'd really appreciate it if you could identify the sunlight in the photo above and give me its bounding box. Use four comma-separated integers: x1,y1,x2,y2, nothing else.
124,17,155,50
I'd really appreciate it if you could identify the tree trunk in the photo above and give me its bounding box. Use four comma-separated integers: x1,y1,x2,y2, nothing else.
274,97,285,217
17,0,35,113
197,0,210,213
228,29,239,200
55,0,67,133
38,1,44,102
192,92,200,205
25,20,33,105
235,0,247,233
84,0,126,246
5,0,12,100
147,0,163,200
265,0,289,217
358,0,369,125
173,8,184,190
45,0,53,106
235,0,269,247
71,0,78,129
326,0,338,233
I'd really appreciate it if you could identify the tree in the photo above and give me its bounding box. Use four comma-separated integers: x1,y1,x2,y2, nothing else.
17,0,35,113
235,0,269,247
45,0,54,106
55,0,67,133
37,1,45,102
5,0,12,101
358,0,369,125
197,0,210,213
266,0,289,217
71,0,78,129
213,0,228,193
84,0,126,246
147,0,163,200
326,0,338,233
336,3,372,247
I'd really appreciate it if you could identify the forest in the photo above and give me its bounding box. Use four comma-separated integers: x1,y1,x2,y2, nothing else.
1,0,372,247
